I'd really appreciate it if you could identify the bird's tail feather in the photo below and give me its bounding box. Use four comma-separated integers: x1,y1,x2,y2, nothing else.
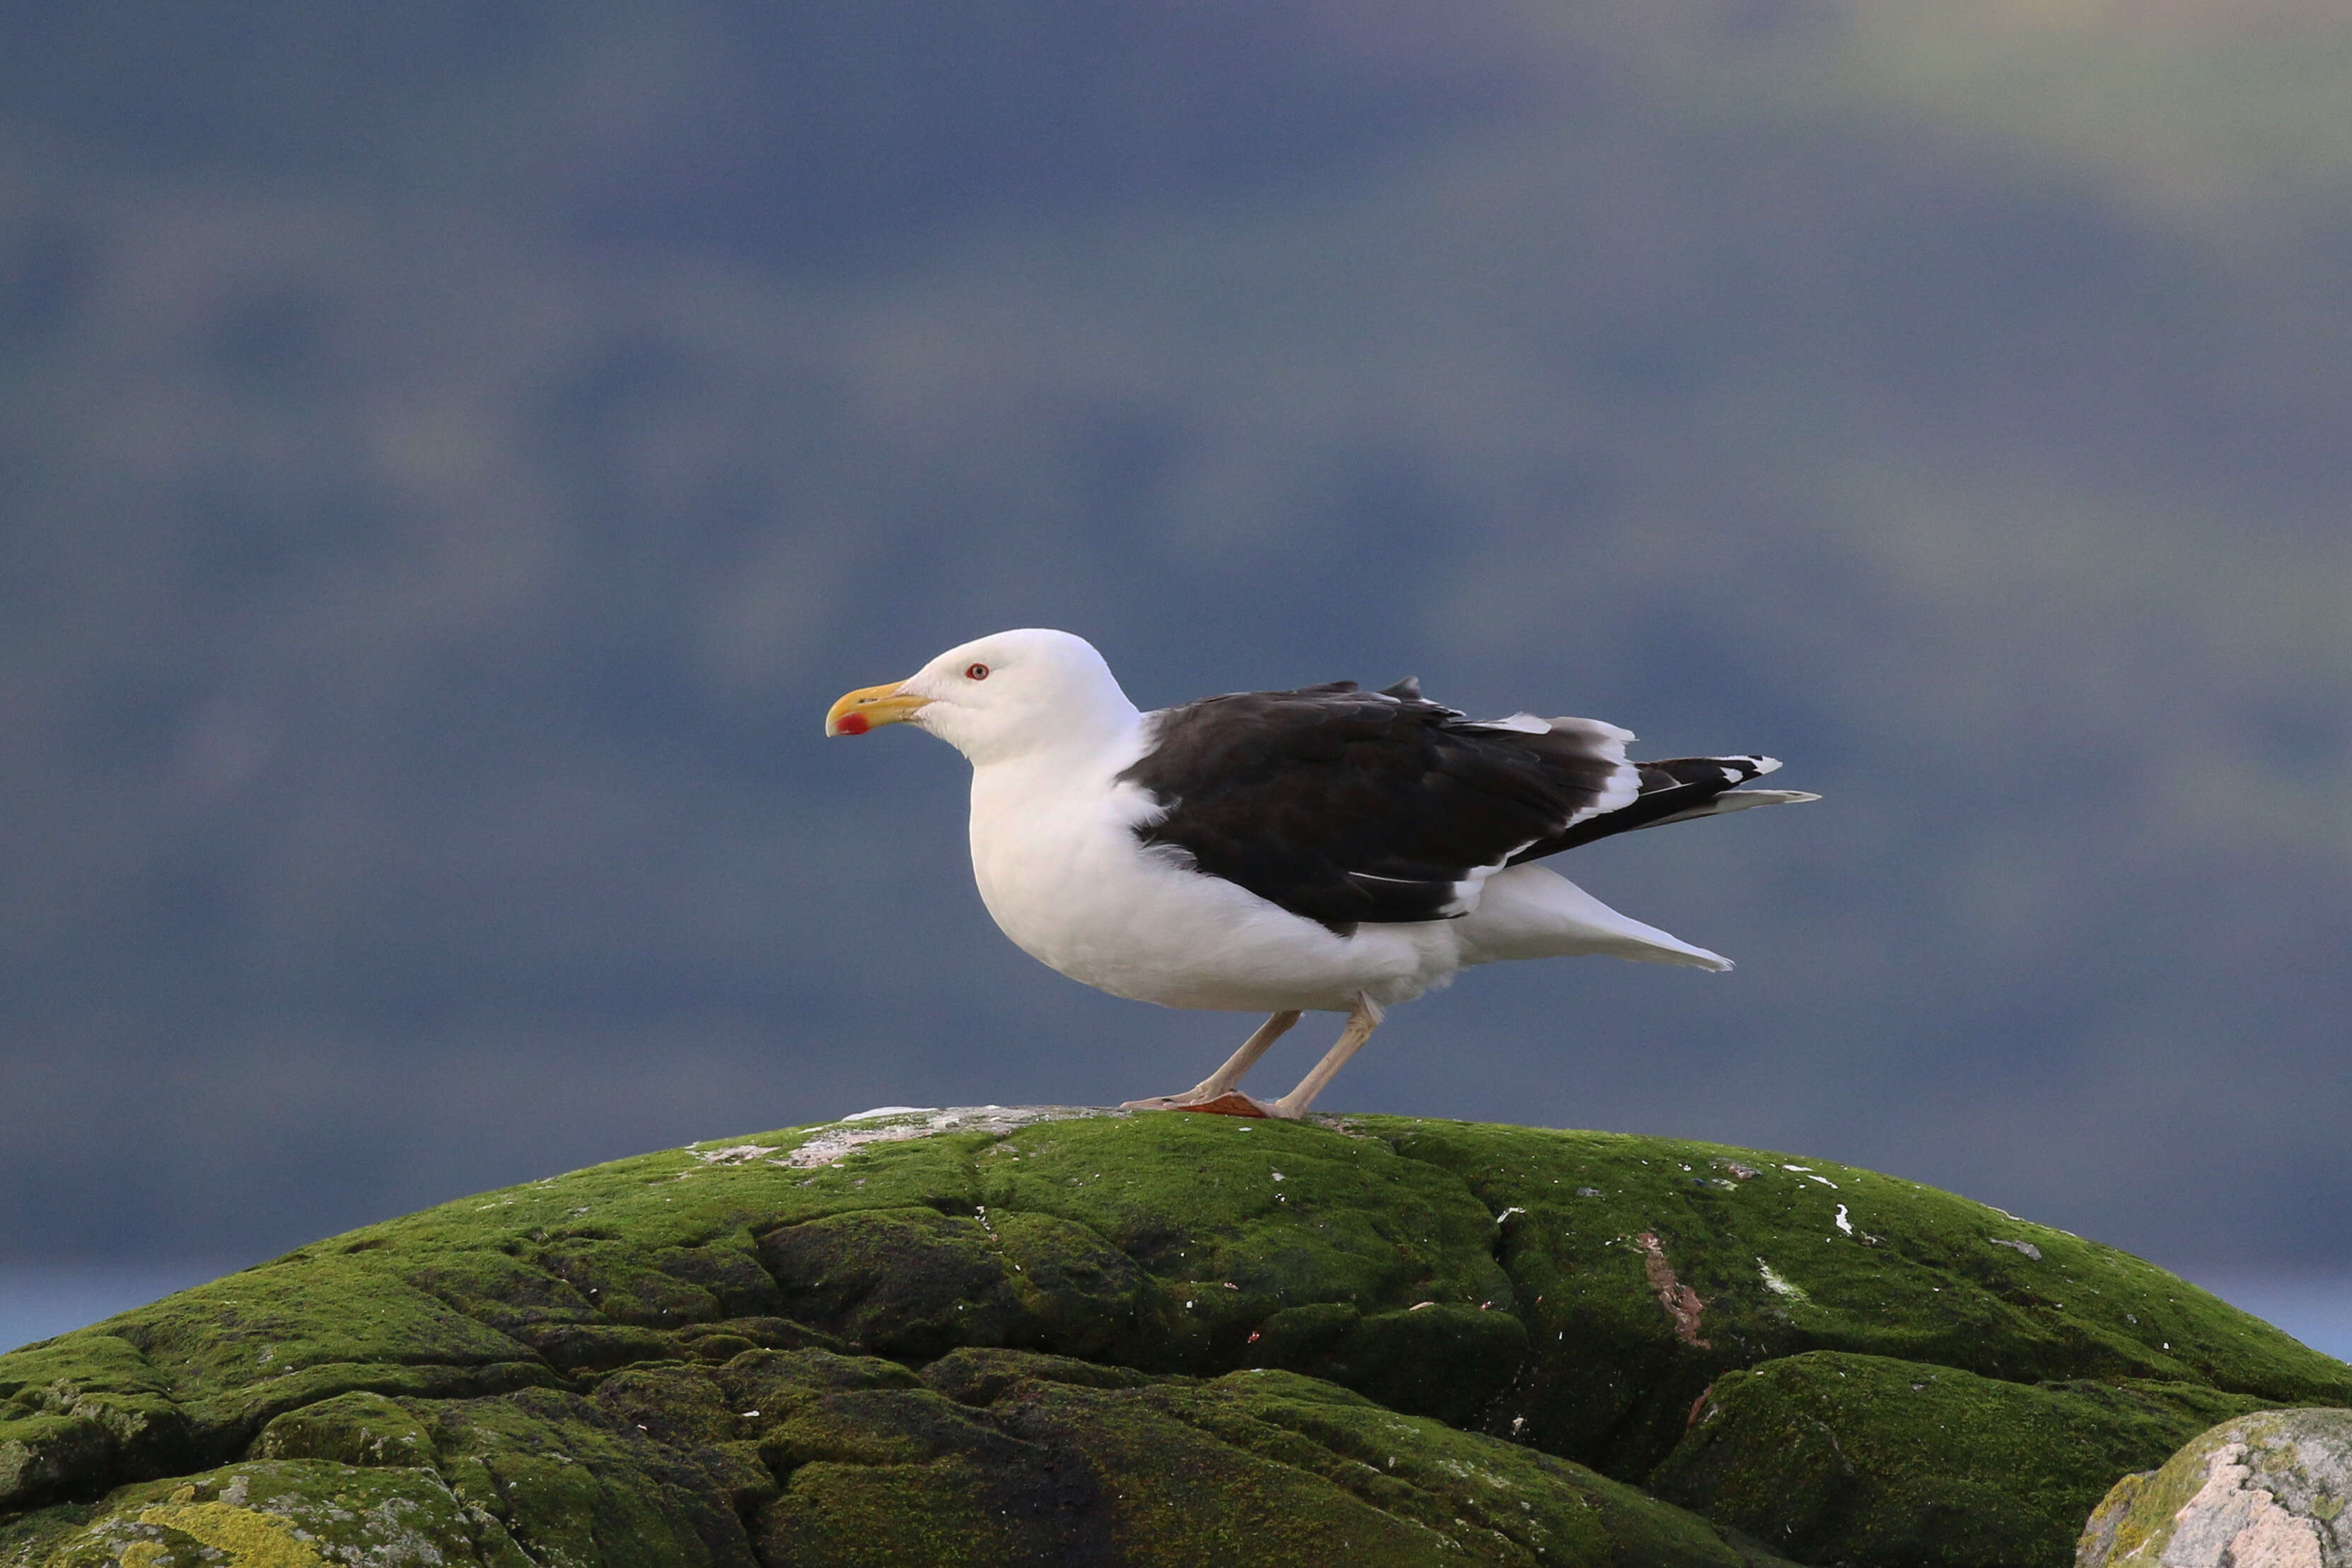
1641,786,1821,829
1456,864,1731,971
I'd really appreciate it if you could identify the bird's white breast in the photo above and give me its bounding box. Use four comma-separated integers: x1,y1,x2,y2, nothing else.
964,742,1450,1014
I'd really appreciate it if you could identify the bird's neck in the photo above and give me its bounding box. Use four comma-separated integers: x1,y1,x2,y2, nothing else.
968,710,1143,785
943,690,1146,771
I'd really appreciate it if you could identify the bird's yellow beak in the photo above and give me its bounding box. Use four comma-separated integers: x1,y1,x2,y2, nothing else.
825,680,931,737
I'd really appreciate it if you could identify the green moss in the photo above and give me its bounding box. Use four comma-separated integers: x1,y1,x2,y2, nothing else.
421,1386,746,1567
251,1390,437,1469
758,1457,1064,1568
918,1346,1166,1406
1142,1369,1769,1567
0,1415,122,1515
7,1108,2348,1567
751,1365,1788,1567
1279,1303,1532,1430
97,1258,561,1456
755,1204,1159,1363
1363,1118,2352,1472
1646,1350,2280,1567
976,1115,1508,1314
0,1335,192,1506
0,1504,90,1568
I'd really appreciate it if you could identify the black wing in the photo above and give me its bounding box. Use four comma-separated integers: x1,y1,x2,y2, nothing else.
1118,681,1641,935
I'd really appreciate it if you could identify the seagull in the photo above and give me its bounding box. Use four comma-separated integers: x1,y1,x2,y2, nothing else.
826,629,1815,1119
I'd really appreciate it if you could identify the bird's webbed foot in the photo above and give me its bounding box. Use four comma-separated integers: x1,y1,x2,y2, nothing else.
1117,1010,1301,1118
1118,1090,1281,1118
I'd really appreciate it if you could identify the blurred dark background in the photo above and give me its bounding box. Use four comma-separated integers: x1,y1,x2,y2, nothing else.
4,1,2348,1348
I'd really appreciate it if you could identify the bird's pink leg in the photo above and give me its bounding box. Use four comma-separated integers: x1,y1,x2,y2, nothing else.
1120,1010,1300,1116
1268,994,1384,1120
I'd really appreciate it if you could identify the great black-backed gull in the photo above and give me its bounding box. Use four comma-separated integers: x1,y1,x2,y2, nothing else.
826,629,1815,1119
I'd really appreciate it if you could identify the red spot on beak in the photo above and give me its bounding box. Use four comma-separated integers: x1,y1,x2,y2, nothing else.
836,713,870,735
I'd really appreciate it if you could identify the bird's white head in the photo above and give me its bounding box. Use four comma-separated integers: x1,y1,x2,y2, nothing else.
825,628,1139,766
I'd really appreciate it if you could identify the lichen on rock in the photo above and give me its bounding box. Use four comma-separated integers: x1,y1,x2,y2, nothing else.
2076,1406,2352,1567
25,1460,526,1568
6,1107,2349,1567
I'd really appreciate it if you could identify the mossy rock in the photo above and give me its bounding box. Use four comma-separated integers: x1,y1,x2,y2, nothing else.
6,1107,2347,1567
1647,1351,2283,1564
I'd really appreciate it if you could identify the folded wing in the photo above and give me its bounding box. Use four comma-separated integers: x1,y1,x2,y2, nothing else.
1119,680,1815,935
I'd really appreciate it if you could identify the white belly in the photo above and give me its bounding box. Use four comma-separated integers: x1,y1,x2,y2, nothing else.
966,761,1456,1013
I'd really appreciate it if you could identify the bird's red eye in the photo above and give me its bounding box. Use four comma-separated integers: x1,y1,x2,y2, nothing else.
965,662,990,681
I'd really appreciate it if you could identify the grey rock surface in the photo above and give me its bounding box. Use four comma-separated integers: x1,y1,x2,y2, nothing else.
2078,1407,2352,1567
